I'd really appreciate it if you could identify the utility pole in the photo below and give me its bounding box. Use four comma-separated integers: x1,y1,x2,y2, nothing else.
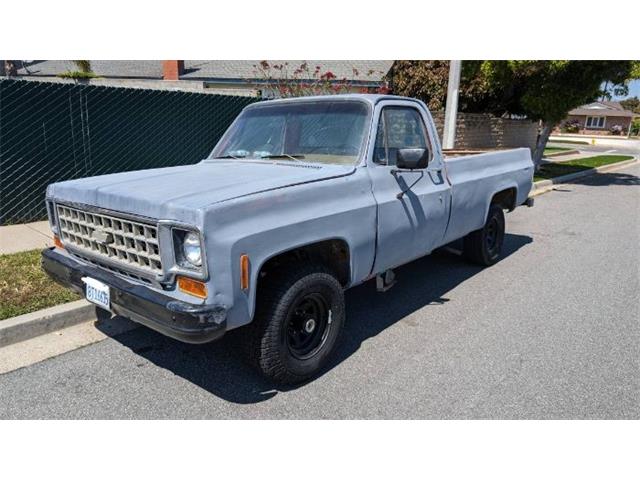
442,60,462,150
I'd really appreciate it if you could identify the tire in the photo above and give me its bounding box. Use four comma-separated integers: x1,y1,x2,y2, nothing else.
242,265,345,385
463,204,505,266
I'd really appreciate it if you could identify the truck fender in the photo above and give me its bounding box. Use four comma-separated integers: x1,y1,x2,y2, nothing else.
245,236,353,321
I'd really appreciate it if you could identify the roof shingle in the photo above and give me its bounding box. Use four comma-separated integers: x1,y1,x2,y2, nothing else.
14,60,393,82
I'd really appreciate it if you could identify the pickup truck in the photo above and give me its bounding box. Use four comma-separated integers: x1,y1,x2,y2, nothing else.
42,94,534,384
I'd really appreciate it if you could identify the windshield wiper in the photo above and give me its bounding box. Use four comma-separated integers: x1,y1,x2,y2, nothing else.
216,154,246,160
259,154,305,162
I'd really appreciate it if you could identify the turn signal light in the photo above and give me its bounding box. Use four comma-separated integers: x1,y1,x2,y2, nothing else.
178,276,208,299
240,254,250,290
53,235,64,249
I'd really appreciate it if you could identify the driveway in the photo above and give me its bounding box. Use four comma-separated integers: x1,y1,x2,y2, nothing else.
0,164,638,419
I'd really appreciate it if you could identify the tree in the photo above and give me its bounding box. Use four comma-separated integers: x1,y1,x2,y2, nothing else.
387,60,494,112
389,60,636,169
480,61,635,168
620,96,640,113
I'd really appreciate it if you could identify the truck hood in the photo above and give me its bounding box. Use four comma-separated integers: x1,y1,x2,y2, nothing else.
48,159,354,221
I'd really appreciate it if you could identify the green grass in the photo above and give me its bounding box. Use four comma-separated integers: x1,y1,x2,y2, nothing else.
543,146,573,155
548,139,590,145
0,249,79,320
534,155,634,182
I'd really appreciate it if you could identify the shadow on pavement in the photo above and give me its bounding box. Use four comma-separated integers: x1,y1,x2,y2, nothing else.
99,233,532,404
567,170,640,188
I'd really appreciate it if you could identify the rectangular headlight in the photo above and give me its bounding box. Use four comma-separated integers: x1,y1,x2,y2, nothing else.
172,228,204,271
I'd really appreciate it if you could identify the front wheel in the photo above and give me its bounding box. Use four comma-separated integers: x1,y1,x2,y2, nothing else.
243,265,345,384
463,204,505,266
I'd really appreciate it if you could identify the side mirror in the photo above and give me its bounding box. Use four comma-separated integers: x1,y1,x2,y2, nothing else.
396,148,429,170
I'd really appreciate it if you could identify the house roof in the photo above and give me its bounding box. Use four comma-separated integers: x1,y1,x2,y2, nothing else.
15,60,164,78
182,60,393,82
13,60,394,83
569,101,638,117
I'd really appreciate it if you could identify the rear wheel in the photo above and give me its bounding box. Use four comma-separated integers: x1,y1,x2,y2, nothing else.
463,204,505,266
242,265,345,384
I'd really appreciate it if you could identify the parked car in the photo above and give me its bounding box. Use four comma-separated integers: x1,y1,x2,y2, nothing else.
42,94,534,383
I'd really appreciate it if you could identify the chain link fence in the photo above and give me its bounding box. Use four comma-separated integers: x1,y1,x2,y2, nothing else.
0,79,256,225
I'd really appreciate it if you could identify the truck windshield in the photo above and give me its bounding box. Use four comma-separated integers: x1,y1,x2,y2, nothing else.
211,100,370,165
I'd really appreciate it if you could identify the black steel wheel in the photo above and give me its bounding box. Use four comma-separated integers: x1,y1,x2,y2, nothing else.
463,204,505,266
242,264,345,384
285,292,332,360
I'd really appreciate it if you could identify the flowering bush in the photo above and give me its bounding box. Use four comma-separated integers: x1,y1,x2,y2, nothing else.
252,61,390,98
562,119,581,133
609,124,624,135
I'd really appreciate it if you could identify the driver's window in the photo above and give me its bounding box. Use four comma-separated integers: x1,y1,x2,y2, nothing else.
374,107,429,166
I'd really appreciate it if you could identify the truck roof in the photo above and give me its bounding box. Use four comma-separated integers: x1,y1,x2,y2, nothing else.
247,93,421,108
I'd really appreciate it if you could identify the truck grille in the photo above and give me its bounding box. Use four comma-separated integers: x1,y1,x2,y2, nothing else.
56,204,163,276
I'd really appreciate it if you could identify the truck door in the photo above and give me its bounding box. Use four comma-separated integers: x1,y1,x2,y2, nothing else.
367,101,451,274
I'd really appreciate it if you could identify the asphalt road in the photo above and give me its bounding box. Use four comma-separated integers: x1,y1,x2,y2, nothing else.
1,164,639,419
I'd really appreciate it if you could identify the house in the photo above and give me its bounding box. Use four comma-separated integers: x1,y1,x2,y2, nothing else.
3,60,394,97
562,101,639,136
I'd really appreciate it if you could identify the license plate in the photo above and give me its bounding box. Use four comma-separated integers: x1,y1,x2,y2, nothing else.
82,277,110,311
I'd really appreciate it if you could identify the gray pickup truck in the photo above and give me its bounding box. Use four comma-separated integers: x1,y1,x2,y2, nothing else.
42,94,534,383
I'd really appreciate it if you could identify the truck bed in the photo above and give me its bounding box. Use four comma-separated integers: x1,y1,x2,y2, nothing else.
442,148,534,244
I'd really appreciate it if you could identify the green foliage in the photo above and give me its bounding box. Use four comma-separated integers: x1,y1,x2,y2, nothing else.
57,70,99,79
631,118,640,136
480,60,634,123
390,60,635,122
534,155,633,181
620,96,640,113
390,60,636,168
387,61,493,112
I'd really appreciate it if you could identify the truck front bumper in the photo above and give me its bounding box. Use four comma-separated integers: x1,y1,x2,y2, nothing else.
41,247,227,344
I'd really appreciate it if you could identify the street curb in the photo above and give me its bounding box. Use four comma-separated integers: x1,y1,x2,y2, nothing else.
0,300,95,348
530,158,638,197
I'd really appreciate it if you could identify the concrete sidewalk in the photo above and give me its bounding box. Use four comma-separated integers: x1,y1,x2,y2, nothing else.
0,221,53,255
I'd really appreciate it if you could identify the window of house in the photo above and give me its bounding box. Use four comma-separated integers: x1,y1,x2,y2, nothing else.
373,107,430,165
585,116,606,128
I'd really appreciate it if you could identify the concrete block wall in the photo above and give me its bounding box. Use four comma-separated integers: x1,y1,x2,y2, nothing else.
432,112,538,150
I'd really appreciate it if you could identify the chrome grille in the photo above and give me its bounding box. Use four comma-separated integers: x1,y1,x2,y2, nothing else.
56,204,162,276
